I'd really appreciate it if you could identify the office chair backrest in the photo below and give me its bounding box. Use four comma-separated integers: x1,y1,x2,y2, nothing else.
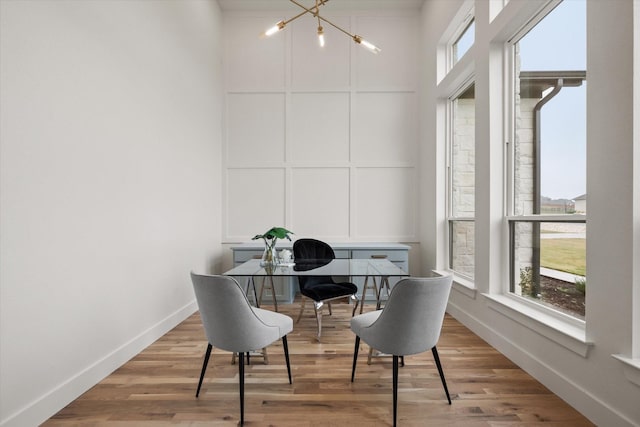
191,273,284,353
293,238,335,260
360,276,452,356
293,238,336,288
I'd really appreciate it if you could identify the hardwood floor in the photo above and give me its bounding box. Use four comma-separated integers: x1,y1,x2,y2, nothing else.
43,300,594,426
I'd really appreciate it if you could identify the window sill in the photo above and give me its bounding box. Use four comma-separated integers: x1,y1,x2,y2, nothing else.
612,355,640,388
433,269,477,299
483,293,593,357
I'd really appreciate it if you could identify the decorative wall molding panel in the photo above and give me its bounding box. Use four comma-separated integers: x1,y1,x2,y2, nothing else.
223,10,419,242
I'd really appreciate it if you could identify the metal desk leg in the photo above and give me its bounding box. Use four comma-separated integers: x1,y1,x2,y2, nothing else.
257,276,278,312
360,275,381,314
243,277,259,308
232,348,269,365
235,274,268,364
369,254,388,311
376,276,392,310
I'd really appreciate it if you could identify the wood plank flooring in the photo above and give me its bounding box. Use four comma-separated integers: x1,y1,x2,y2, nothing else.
43,300,595,426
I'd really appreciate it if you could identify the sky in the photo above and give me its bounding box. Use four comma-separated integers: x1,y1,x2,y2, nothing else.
519,0,587,200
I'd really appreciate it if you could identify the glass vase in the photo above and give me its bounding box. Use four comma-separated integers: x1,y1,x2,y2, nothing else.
261,243,279,267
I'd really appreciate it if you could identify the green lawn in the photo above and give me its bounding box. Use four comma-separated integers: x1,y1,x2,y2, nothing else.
540,238,586,276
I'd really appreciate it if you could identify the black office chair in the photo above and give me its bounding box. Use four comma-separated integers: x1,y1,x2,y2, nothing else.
293,238,359,340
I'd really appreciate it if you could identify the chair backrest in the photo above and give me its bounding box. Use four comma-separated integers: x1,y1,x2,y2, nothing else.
190,273,284,353
292,238,336,288
359,276,453,356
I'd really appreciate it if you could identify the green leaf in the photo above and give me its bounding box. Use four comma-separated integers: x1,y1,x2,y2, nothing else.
251,227,294,241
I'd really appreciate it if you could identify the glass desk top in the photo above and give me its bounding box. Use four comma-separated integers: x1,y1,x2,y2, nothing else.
223,258,408,278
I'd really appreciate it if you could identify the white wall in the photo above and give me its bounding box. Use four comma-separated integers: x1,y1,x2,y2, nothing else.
220,6,421,258
0,1,223,425
5,0,638,425
421,0,640,425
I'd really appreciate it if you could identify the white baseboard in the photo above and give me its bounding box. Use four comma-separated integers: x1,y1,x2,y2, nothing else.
0,301,198,427
446,301,637,427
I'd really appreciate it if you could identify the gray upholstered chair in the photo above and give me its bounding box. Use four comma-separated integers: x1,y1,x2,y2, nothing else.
191,273,293,425
350,276,453,427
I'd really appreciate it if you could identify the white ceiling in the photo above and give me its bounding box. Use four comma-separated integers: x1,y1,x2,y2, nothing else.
217,0,425,11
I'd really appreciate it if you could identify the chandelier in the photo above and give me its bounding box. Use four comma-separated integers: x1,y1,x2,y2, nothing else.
262,0,381,54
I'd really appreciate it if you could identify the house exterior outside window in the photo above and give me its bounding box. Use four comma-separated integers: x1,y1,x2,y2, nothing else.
508,0,586,320
449,83,475,279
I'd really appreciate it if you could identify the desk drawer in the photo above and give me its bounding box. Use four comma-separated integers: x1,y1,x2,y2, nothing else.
351,250,408,264
234,250,263,263
236,249,350,262
334,250,350,259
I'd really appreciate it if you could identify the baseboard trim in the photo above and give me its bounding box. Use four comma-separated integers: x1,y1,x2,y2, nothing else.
446,301,637,427
0,300,198,427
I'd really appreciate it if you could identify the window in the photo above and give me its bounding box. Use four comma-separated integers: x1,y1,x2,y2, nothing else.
453,18,474,63
508,0,586,319
490,0,510,22
449,83,475,280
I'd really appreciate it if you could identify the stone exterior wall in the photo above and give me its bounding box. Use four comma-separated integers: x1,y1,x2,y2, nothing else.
451,96,475,278
515,98,538,216
449,65,542,285
513,58,538,295
451,220,475,278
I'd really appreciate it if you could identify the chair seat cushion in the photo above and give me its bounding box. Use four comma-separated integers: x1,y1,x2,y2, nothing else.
300,281,358,302
254,307,294,336
350,310,381,336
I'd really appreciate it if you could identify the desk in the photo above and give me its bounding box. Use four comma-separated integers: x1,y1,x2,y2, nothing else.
230,242,410,304
223,258,409,312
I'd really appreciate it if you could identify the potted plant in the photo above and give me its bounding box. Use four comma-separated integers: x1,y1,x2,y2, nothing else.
252,227,294,266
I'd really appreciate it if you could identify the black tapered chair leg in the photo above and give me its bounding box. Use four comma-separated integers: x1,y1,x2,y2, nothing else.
393,355,399,427
351,336,360,382
282,336,292,384
239,352,245,425
196,343,213,397
432,346,451,404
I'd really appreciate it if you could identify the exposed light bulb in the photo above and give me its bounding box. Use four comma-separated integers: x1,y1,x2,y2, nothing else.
353,35,381,54
360,39,381,54
317,26,325,47
263,20,285,37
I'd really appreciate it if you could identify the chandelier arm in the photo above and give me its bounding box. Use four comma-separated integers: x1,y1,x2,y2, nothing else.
288,0,322,17
318,15,355,39
289,0,330,11
283,8,313,26
288,0,355,39
287,0,330,18
280,0,330,26
277,0,380,52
